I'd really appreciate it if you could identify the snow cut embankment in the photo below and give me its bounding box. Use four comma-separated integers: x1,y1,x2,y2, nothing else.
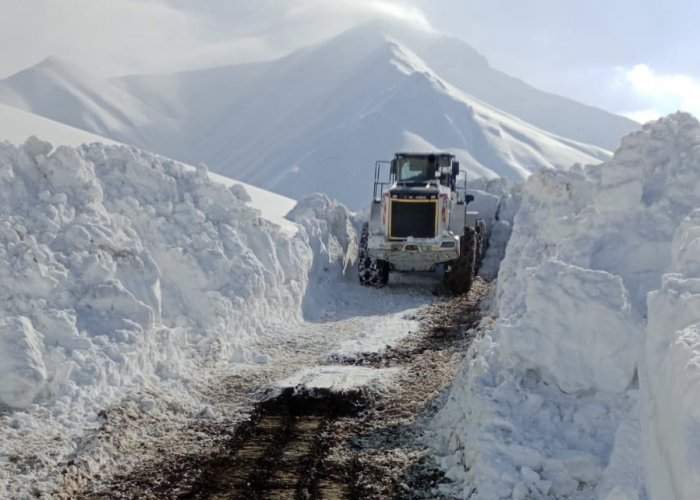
287,193,358,318
0,137,315,411
433,113,700,499
644,209,700,499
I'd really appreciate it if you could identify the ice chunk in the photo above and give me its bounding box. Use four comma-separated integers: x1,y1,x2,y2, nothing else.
504,260,639,393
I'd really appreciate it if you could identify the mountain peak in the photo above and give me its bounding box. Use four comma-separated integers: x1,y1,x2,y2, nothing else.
30,56,94,80
37,55,70,68
346,18,431,37
0,54,173,149
2,56,99,87
330,20,490,71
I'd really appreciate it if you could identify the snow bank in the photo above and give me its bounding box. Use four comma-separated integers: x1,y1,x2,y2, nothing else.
643,209,700,499
496,112,700,395
468,178,522,280
0,137,311,411
286,193,359,318
434,113,700,498
435,332,637,498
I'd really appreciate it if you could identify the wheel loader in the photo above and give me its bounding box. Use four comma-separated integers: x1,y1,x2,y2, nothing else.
358,152,485,293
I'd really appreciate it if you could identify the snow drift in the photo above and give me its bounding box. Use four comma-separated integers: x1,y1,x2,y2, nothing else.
433,113,700,499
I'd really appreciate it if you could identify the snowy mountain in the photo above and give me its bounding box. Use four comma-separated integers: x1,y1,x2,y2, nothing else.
380,23,637,152
147,28,612,208
0,22,638,208
0,57,178,151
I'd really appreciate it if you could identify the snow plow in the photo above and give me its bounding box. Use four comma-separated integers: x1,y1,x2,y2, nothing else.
358,152,485,293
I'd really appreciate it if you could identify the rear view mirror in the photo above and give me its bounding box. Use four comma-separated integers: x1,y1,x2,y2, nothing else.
390,159,397,177
452,161,460,177
465,194,475,204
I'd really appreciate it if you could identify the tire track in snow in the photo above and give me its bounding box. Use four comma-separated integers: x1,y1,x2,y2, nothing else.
71,278,489,499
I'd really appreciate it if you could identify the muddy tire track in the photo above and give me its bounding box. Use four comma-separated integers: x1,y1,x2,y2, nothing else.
183,389,366,499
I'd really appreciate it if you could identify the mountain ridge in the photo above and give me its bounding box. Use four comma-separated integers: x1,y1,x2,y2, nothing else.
0,55,178,150
0,21,638,207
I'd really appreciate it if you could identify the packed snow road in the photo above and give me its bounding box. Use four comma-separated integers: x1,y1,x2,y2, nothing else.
61,276,489,499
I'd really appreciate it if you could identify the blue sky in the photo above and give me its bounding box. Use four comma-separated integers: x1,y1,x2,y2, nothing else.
418,0,700,122
1,0,698,122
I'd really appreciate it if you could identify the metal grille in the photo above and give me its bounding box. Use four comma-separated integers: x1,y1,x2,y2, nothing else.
390,200,437,239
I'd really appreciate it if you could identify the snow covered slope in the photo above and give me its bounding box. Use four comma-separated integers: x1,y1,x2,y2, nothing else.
115,22,619,208
0,57,178,151
376,21,638,152
0,22,634,208
0,102,121,147
433,113,700,499
0,103,296,231
169,30,610,208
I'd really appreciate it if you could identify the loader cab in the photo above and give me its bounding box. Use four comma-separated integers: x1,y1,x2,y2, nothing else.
372,152,463,202
390,153,458,190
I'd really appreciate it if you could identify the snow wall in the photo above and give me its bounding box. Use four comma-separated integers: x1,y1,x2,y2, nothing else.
644,208,700,499
0,138,356,412
434,113,700,499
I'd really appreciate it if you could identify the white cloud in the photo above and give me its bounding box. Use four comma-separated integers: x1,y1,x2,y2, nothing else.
0,0,431,78
263,0,432,57
625,109,662,124
367,1,432,30
616,64,700,123
0,0,283,77
279,0,431,28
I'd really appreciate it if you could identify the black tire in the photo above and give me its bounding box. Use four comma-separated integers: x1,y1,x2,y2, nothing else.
474,219,487,271
444,227,476,294
358,223,389,287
